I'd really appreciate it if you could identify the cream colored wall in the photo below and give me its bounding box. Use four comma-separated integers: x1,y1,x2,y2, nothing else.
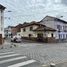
21,24,55,38
36,31,55,38
45,31,55,37
21,25,38,37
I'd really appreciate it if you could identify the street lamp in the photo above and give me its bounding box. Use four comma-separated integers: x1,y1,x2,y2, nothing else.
4,10,12,19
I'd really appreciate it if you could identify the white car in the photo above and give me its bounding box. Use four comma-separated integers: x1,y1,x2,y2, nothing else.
11,35,22,43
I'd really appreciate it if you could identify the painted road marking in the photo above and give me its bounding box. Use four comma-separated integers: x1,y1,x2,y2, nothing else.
0,56,27,64
8,60,36,67
0,52,14,55
42,64,48,67
0,54,20,59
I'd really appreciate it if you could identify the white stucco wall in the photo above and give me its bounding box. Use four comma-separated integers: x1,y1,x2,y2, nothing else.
1,10,4,38
0,10,4,38
21,25,55,38
40,17,67,39
45,31,55,37
21,25,38,37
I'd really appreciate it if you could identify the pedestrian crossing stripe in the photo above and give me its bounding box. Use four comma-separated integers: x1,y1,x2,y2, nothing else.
0,52,14,55
0,54,20,59
42,64,48,67
0,56,27,64
8,60,36,67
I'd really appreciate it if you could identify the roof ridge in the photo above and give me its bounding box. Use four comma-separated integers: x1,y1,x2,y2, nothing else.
40,15,67,24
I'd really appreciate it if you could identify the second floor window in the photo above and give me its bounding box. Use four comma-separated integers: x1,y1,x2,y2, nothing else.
30,27,33,31
57,25,61,32
23,28,26,32
63,26,67,32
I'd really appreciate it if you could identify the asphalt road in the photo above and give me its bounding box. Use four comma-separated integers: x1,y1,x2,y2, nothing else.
1,39,67,67
0,49,42,67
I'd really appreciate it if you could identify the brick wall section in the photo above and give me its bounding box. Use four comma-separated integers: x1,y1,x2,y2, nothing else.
11,27,18,36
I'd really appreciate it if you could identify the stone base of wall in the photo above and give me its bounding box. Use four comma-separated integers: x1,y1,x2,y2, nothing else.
0,38,4,45
0,34,4,45
0,34,2,45
22,37,56,43
22,37,37,41
56,39,67,43
45,37,56,43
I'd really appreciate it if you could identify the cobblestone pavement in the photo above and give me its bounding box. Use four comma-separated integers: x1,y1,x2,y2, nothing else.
1,41,67,67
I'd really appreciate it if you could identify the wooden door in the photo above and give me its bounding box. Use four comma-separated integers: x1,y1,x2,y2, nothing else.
37,33,43,42
0,34,2,44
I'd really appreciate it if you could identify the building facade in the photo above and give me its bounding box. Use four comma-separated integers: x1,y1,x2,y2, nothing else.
0,4,5,44
39,16,67,41
4,26,14,38
20,22,56,43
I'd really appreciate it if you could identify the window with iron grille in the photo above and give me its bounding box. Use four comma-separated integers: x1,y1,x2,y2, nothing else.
23,28,26,32
30,27,33,31
57,25,61,32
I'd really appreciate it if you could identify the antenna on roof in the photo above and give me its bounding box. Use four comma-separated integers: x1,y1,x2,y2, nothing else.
56,15,63,18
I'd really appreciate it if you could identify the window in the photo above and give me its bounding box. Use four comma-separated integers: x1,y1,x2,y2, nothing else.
51,33,53,37
64,26,67,32
28,34,32,38
59,34,62,39
57,25,61,32
63,34,65,39
59,34,61,39
30,27,33,31
23,28,26,32
66,34,67,38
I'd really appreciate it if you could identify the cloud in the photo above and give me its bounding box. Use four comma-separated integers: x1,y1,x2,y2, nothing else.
61,0,67,5
2,0,67,27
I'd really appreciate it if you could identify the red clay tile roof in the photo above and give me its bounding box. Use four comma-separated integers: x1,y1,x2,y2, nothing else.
21,21,46,28
15,24,23,28
33,26,56,31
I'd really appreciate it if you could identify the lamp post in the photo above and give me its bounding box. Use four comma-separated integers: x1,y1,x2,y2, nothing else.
4,10,12,38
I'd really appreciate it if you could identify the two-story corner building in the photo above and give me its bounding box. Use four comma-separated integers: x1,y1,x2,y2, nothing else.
0,4,5,44
39,16,67,41
21,21,56,43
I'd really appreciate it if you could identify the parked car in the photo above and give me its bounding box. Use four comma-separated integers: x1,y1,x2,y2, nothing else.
11,35,22,43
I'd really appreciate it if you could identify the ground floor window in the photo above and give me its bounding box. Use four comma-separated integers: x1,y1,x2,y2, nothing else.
66,34,67,39
51,33,53,37
28,34,32,38
59,34,62,39
37,33,43,38
63,34,65,39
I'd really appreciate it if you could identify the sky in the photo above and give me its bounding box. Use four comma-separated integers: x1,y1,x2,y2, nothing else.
0,0,67,27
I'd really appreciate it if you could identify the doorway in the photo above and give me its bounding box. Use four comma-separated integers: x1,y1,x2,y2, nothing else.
37,33,43,42
0,34,2,44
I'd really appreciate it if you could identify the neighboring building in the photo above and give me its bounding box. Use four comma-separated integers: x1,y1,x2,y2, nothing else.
11,26,18,36
39,16,67,41
6,15,67,43
4,26,14,38
20,21,56,43
0,4,5,44
11,23,29,36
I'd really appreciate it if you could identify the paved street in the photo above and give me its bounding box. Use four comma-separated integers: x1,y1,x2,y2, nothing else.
1,40,67,67
0,49,41,67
